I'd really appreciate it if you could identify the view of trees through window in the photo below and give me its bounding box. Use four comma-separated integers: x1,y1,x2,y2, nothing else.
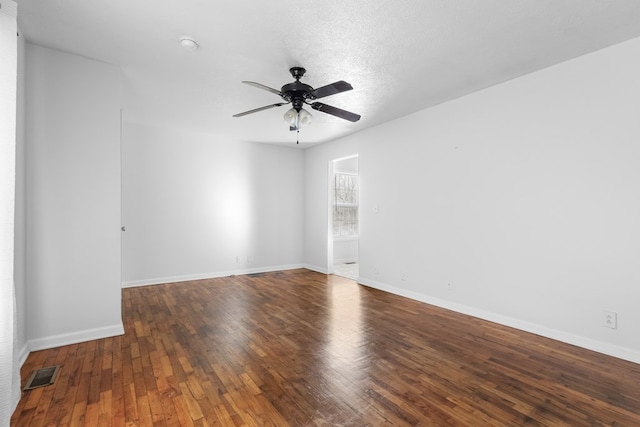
333,173,359,237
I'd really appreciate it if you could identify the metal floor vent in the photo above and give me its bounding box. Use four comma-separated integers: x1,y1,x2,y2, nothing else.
247,273,266,278
23,365,60,391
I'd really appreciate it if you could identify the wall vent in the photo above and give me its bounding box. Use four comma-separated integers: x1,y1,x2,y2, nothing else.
23,365,60,391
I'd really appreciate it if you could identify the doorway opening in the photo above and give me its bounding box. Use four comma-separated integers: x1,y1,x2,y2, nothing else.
330,155,359,280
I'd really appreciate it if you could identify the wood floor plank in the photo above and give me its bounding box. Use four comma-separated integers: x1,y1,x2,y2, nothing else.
70,400,87,426
11,269,640,426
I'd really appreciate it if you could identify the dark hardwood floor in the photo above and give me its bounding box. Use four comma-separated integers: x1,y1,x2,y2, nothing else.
11,269,640,426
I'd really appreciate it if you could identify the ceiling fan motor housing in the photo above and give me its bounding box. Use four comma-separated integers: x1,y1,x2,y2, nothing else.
281,81,315,110
282,67,318,111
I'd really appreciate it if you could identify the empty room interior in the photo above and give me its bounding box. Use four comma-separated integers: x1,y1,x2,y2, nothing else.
3,1,640,425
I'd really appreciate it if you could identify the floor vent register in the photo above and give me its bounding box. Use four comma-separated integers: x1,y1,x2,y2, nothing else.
23,365,61,391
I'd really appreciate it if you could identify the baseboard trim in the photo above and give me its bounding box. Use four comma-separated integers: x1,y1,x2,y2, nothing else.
302,264,329,274
17,343,30,368
122,264,305,288
358,277,640,365
28,323,125,352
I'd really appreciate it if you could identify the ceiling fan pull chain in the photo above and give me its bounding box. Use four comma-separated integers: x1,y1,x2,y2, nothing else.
297,129,299,144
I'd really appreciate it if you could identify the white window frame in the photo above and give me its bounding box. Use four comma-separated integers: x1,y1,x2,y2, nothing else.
333,170,359,239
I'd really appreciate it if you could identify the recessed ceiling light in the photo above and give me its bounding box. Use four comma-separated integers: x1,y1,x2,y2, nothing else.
180,37,199,51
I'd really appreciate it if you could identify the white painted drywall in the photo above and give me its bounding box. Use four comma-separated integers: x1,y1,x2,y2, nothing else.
334,156,358,173
304,141,358,273
121,122,304,286
0,0,20,420
305,36,640,362
14,20,27,364
25,44,123,349
333,238,358,264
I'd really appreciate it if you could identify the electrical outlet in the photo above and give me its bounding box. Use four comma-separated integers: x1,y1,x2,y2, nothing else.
236,256,241,264
447,283,453,291
603,310,617,329
401,272,407,281
373,267,379,275
247,255,253,263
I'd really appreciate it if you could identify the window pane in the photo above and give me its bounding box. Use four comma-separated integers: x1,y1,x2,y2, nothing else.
334,173,359,237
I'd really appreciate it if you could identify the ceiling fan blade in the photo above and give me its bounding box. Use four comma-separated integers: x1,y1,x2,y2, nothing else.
233,103,288,117
310,81,353,99
310,102,361,122
242,81,282,96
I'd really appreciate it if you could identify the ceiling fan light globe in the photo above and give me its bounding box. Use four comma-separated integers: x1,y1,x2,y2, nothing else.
283,108,298,125
298,108,312,126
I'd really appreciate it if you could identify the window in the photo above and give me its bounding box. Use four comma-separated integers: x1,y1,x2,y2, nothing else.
333,173,359,237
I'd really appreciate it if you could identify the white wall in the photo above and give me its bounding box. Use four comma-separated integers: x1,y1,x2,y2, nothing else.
305,36,640,363
121,122,304,286
25,44,123,349
0,1,20,420
14,17,27,365
333,238,358,264
304,139,362,273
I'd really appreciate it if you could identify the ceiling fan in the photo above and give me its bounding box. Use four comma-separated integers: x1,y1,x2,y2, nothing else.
233,67,361,131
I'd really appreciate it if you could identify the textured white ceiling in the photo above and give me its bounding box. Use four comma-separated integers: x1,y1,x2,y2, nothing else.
17,0,640,148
